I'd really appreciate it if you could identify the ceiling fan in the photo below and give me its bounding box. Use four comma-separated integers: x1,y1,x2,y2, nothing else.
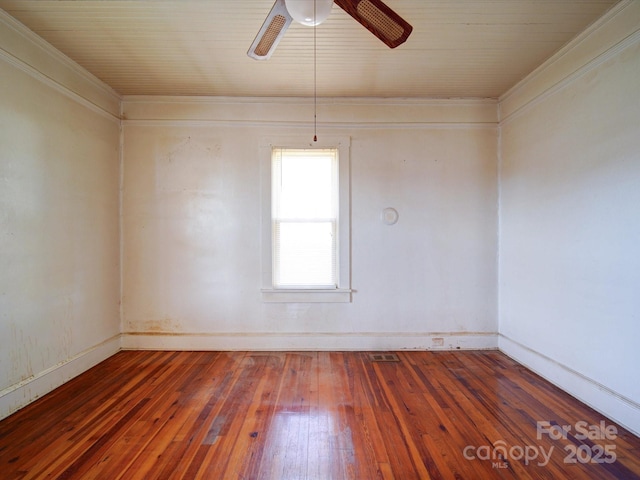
248,0,413,60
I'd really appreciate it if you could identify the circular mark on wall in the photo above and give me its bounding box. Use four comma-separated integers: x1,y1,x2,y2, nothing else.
381,207,399,225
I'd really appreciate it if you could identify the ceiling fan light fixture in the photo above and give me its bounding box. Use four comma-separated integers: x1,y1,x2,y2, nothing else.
284,0,333,26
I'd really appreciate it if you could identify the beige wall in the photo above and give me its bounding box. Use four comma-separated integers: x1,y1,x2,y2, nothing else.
499,1,640,435
121,99,499,350
0,12,121,418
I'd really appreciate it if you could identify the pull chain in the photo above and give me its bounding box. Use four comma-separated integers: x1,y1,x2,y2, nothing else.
313,0,318,142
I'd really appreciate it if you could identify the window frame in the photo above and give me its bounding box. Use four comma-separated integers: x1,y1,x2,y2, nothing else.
260,136,351,303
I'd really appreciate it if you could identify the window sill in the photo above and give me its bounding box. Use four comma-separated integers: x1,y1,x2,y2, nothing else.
261,288,352,303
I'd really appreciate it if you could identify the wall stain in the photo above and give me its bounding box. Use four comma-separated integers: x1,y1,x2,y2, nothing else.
8,323,34,387
140,318,184,333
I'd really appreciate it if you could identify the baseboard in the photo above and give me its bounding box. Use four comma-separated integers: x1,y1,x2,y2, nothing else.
499,334,640,437
121,331,498,351
0,334,121,421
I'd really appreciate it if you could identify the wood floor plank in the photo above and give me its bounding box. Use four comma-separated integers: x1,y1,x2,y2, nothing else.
169,352,249,480
317,351,348,480
1,350,639,479
355,358,430,479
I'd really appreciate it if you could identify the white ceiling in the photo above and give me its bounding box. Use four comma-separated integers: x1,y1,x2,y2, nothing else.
0,0,619,98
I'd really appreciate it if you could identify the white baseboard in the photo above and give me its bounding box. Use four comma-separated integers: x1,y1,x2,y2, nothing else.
499,334,640,437
121,331,498,351
0,334,121,421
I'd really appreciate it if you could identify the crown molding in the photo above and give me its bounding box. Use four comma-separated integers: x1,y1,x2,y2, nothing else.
499,0,640,124
0,9,121,119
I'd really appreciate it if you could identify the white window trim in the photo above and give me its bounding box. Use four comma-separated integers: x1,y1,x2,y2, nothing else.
260,136,351,303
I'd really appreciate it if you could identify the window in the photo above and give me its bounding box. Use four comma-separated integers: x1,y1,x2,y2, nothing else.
261,137,351,302
272,148,338,287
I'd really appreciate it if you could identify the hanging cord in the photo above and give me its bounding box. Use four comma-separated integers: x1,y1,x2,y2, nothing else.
313,0,318,142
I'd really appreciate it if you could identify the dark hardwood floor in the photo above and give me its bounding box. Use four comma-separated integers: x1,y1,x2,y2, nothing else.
0,350,639,479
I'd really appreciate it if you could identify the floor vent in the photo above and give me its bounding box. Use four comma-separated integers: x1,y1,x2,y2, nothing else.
368,353,400,362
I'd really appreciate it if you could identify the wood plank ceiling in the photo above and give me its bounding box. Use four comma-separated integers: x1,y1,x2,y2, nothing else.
0,0,619,98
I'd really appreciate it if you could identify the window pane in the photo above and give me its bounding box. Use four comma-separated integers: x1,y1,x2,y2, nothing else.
275,221,336,286
279,154,334,219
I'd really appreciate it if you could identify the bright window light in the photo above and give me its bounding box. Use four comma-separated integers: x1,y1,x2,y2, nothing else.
272,148,338,287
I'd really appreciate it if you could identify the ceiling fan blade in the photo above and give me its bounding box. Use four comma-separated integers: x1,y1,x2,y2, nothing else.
248,0,293,60
334,0,412,48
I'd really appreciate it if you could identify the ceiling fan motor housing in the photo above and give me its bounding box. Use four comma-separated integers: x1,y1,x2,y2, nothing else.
284,0,334,26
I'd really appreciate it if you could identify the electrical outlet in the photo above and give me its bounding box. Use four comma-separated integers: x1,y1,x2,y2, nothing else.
432,337,444,347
